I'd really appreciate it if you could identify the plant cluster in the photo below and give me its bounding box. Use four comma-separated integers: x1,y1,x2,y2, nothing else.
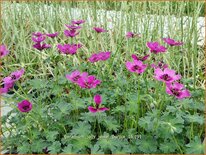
1,13,205,154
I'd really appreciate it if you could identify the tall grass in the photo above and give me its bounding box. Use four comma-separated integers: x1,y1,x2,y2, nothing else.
1,1,205,88
1,2,205,154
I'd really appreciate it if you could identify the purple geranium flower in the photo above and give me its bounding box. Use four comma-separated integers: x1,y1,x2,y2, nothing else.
94,94,102,104
125,60,147,74
163,38,183,46
1,69,24,94
46,32,59,38
73,43,82,48
64,29,80,38
32,36,46,43
147,42,167,54
0,87,9,94
93,27,107,33
88,94,109,113
151,61,168,69
77,75,101,89
0,45,10,58
71,20,85,25
3,68,25,84
66,70,88,84
32,32,44,37
33,43,51,51
17,100,32,112
65,24,82,30
131,54,150,61
57,43,81,55
126,32,141,38
166,82,191,99
99,51,111,61
88,53,100,63
0,82,14,94
88,51,111,63
154,67,181,83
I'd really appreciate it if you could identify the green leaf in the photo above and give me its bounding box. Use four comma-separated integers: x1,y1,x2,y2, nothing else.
186,136,205,154
48,141,61,154
71,136,91,152
184,114,204,125
29,79,48,89
71,98,87,110
31,139,48,153
80,112,97,123
112,105,126,113
136,135,158,153
97,132,118,151
57,76,68,85
17,142,31,154
138,116,153,131
45,131,59,142
103,117,120,132
50,108,62,120
51,84,63,95
90,144,104,154
159,140,177,153
138,109,159,132
57,102,72,114
62,144,73,154
111,140,131,154
71,121,91,136
181,99,205,111
158,114,184,137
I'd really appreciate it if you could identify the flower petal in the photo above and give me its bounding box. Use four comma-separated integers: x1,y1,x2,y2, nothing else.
98,107,109,112
88,106,98,113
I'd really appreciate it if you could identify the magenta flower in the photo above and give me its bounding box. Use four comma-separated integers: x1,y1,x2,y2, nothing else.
93,27,107,33
125,60,147,74
73,43,82,48
32,36,46,43
0,45,9,58
151,61,168,69
0,87,9,94
3,68,25,84
132,54,150,61
88,94,109,113
17,100,32,113
163,38,183,46
66,70,88,83
33,43,51,51
147,42,167,54
64,29,80,38
32,32,44,37
32,32,43,37
71,20,85,25
166,82,191,99
94,94,102,104
1,69,24,94
154,68,181,83
126,32,135,38
88,51,111,63
0,82,14,94
77,75,101,89
57,43,81,55
65,24,81,30
88,53,100,63
126,32,141,38
99,51,111,61
46,32,59,38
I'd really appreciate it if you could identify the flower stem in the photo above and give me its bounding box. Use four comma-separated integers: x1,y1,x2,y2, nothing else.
172,135,183,154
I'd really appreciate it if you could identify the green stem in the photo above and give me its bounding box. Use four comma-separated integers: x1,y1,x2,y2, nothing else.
136,76,141,131
172,135,183,154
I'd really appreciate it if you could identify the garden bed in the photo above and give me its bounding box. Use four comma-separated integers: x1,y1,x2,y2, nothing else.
1,1,205,154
